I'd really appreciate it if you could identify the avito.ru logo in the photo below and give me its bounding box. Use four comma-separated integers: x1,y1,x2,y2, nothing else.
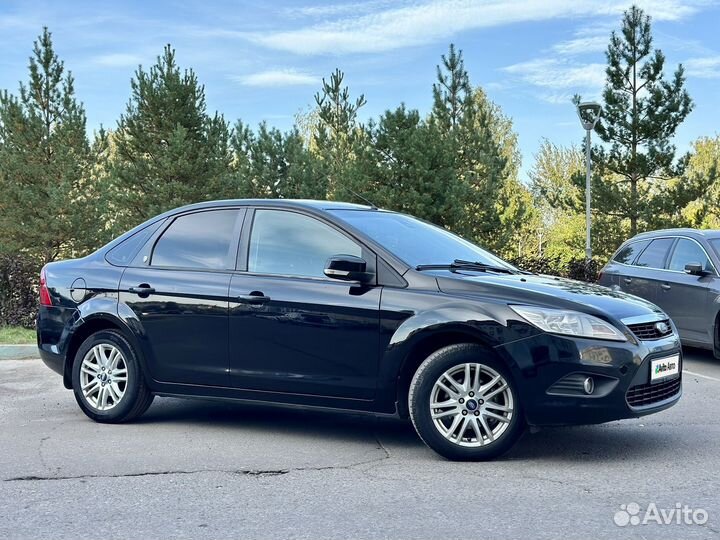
614,502,708,527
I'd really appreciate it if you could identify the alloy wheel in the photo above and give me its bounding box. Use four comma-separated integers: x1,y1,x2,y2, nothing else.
79,343,128,411
430,363,514,447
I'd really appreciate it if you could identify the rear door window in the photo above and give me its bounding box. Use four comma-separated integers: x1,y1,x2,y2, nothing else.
151,210,242,270
635,238,675,269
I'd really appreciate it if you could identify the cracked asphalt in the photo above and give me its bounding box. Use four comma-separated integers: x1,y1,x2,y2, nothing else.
1,350,719,539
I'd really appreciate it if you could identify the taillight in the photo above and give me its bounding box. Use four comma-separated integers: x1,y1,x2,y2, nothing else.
40,267,52,306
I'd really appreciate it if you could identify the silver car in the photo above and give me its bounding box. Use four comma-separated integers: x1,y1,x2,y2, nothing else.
599,228,720,357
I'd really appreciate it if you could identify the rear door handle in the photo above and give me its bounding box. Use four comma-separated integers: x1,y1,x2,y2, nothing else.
661,283,671,291
237,292,271,305
128,284,155,296
623,277,632,284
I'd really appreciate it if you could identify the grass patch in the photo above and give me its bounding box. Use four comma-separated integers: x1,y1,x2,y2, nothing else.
0,326,36,344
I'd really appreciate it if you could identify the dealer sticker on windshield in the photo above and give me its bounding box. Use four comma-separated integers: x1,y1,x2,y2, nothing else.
650,354,680,383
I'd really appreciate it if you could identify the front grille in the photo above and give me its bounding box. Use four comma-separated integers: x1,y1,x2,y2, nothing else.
627,319,673,340
626,376,681,407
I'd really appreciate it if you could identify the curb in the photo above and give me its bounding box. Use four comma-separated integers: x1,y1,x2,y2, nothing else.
0,345,39,360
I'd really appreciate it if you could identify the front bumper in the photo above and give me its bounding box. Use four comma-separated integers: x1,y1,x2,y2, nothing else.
495,330,682,426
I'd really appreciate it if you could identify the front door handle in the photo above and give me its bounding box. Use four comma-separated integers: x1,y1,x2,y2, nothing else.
237,291,271,305
623,277,632,284
661,283,671,291
128,284,155,296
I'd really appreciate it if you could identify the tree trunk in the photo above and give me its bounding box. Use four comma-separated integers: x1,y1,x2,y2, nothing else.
630,176,638,236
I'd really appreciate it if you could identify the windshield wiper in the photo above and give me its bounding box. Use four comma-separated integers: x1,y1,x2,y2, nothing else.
415,259,517,275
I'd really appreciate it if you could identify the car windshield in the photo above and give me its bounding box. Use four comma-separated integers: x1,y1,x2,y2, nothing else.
329,209,516,271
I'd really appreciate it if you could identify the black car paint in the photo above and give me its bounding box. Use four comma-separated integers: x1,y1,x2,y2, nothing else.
37,199,682,424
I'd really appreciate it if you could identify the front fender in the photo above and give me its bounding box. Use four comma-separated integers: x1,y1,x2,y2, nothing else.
375,297,540,412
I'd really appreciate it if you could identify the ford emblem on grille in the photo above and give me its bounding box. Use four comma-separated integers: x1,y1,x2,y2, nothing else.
655,321,669,334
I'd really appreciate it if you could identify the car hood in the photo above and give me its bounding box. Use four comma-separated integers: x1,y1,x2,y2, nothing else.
434,271,666,322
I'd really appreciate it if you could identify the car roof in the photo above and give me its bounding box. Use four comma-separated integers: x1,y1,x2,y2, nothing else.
159,198,375,218
630,228,720,241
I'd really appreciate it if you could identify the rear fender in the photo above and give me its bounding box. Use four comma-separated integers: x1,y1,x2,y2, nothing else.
63,299,151,389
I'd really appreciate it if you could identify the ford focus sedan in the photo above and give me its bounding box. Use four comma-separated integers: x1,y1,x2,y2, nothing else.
38,200,682,460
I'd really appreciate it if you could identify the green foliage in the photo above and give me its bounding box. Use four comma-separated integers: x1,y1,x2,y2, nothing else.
0,28,96,263
580,5,695,236
313,69,367,200
680,136,720,227
0,253,38,328
352,105,465,228
108,45,234,233
232,121,325,199
429,44,509,252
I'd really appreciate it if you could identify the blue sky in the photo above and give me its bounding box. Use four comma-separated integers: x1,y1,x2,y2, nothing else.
1,0,719,182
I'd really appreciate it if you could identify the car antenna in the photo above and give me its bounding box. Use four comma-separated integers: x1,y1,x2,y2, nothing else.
346,187,378,210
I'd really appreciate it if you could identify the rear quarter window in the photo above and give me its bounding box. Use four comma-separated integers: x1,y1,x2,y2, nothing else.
105,220,164,267
612,240,649,265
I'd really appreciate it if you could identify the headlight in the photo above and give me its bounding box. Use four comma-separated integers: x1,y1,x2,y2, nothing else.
510,305,627,342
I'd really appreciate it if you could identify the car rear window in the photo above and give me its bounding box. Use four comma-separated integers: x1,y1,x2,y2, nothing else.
635,238,674,269
612,240,650,265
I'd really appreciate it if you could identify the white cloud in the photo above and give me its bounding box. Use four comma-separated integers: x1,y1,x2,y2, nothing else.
552,35,609,55
503,59,606,89
284,1,401,18
92,53,144,67
685,56,720,78
233,69,318,87
245,0,710,55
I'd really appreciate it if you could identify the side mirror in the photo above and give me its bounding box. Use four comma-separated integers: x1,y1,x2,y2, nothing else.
324,255,374,284
684,262,705,276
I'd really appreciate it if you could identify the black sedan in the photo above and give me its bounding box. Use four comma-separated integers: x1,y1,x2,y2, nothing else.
37,200,682,460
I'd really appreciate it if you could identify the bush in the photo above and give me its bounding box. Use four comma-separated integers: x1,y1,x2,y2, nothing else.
509,255,602,283
0,254,39,328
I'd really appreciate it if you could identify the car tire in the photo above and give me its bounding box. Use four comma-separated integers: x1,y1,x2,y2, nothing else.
71,330,154,423
408,343,525,461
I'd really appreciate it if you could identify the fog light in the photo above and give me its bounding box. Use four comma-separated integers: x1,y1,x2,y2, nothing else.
583,377,595,395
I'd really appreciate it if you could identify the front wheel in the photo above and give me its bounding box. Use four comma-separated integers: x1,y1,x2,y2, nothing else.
71,330,154,423
408,343,525,461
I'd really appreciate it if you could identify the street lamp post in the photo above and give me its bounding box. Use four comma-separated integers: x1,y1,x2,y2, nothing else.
576,102,602,261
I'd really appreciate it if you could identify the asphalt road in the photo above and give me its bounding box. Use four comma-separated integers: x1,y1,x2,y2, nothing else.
1,348,719,540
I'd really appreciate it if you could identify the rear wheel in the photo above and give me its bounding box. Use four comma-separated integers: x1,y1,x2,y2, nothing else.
408,343,524,461
71,330,154,423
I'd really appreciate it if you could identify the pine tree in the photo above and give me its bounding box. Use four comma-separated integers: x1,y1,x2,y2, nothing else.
584,5,694,236
431,44,471,131
110,45,233,230
0,28,95,263
430,44,507,248
313,69,366,200
353,105,465,228
232,121,324,199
